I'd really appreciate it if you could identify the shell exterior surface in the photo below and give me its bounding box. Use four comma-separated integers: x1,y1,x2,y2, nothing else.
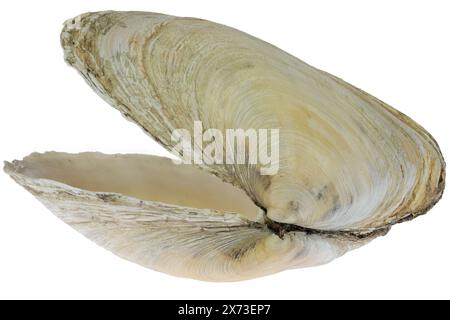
4,11,445,281
4,152,363,281
61,11,444,231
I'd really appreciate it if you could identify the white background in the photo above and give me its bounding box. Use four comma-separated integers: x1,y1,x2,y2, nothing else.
0,0,449,299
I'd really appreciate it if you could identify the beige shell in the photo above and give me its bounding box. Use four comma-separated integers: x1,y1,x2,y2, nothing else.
4,11,445,281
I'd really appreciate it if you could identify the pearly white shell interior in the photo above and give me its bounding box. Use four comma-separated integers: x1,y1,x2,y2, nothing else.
15,152,261,221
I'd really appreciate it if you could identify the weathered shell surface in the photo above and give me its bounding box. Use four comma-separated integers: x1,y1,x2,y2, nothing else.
5,152,363,281
60,11,445,230
4,11,445,281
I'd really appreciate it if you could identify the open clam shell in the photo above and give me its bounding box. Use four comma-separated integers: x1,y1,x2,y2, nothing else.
5,11,445,281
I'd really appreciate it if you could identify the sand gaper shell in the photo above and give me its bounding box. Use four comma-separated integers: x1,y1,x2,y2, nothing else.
5,11,445,281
